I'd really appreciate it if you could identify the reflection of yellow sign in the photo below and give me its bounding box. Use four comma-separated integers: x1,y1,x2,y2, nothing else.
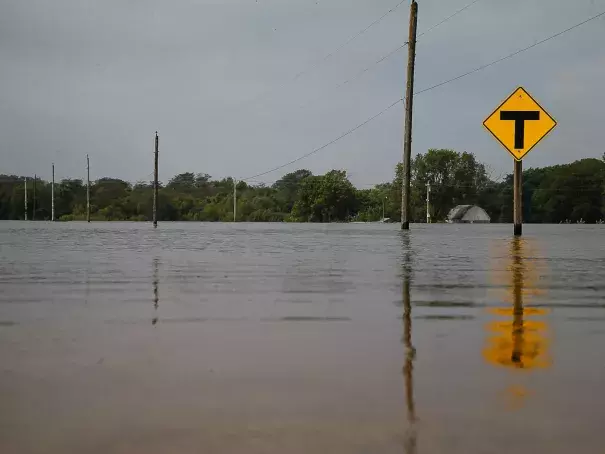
484,318,550,369
484,238,551,371
483,87,557,160
487,238,546,305
503,385,532,411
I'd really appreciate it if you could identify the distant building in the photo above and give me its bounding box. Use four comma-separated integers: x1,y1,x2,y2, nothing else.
446,205,491,224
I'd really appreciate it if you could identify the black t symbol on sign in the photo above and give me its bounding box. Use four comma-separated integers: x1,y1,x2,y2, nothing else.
500,111,540,149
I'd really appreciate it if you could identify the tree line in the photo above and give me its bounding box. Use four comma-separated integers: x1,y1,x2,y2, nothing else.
1,149,604,223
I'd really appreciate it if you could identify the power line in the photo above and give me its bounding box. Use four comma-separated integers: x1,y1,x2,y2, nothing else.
417,0,483,40
336,0,484,89
249,0,482,109
336,44,406,89
133,172,155,183
293,0,408,80
241,98,403,181
230,0,483,168
248,0,407,107
415,9,605,96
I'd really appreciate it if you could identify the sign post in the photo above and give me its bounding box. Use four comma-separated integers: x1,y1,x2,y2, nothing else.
483,87,557,236
513,160,522,235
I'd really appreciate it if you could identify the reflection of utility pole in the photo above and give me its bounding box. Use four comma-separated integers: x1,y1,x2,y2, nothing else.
426,183,431,224
24,177,28,221
401,232,417,454
511,237,524,365
402,246,416,422
401,0,418,230
152,257,159,325
403,280,416,422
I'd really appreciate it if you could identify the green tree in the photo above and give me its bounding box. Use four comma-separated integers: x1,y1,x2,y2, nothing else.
2,153,604,223
530,159,605,223
272,169,312,213
290,170,356,222
409,149,490,221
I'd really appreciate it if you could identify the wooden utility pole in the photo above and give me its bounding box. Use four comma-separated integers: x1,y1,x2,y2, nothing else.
24,177,28,221
153,132,159,228
233,178,237,222
513,160,522,236
401,0,418,230
86,155,91,223
51,163,55,221
32,174,36,221
426,182,431,224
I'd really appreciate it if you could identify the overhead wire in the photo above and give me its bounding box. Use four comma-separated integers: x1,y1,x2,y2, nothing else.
292,0,408,80
232,1,485,179
247,0,408,107
241,98,403,181
415,9,605,96
335,0,484,89
416,0,483,40
131,173,155,187
238,8,605,182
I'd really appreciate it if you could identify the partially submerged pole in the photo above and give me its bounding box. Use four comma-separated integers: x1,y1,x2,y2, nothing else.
513,160,522,236
233,178,237,222
32,174,36,221
401,0,418,230
153,132,159,228
86,155,90,223
51,163,55,221
24,177,28,221
426,182,431,223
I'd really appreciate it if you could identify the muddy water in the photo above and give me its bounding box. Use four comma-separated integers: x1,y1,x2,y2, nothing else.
1,222,604,453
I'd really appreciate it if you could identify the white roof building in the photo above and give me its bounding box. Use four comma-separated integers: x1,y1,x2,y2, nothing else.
446,205,491,223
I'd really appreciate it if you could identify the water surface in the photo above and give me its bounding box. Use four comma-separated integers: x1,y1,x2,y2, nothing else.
1,222,604,453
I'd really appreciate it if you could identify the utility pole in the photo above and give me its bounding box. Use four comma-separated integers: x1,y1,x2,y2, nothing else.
401,0,418,230
153,132,159,228
32,174,36,221
382,196,386,221
86,155,90,223
233,178,237,222
426,182,431,224
51,163,55,221
24,177,28,221
513,160,522,236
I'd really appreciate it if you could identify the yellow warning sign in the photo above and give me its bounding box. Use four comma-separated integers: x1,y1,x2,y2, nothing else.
483,87,557,161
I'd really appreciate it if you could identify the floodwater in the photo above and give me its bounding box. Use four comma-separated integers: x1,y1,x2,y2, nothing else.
1,222,604,454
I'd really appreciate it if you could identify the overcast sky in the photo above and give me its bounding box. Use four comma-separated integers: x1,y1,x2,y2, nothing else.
1,0,604,186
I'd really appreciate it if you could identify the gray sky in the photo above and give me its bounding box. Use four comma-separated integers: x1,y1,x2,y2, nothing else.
1,0,604,187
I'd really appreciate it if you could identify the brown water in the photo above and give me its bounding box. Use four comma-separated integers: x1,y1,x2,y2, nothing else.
1,222,604,453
